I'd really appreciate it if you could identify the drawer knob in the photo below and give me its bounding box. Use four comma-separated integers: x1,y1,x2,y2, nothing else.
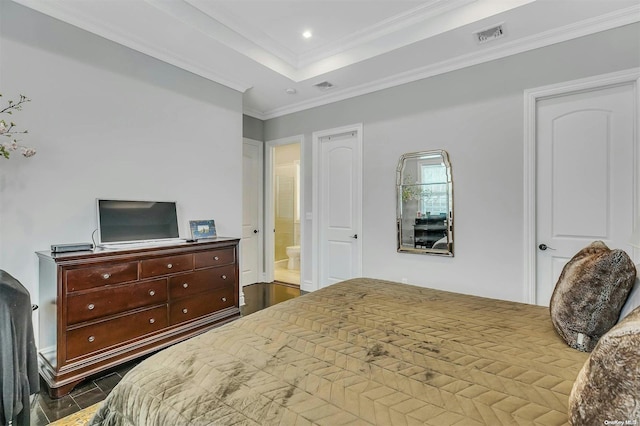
214,256,219,261
87,303,95,310
149,318,155,324
149,290,156,296
183,283,189,288
222,275,227,280
102,273,111,280
222,297,227,302
182,308,188,314
88,336,95,343
167,263,173,269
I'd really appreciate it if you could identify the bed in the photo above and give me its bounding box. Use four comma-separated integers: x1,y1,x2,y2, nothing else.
89,278,590,425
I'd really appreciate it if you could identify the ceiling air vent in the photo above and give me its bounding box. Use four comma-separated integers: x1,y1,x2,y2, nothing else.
474,24,505,44
313,81,335,91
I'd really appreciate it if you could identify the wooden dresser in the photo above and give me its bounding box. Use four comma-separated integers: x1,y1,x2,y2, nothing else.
36,238,240,398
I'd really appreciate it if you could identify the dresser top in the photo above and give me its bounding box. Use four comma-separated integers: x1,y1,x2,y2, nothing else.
37,237,240,263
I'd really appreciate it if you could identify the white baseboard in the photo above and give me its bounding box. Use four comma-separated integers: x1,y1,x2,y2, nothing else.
239,289,245,306
301,280,314,293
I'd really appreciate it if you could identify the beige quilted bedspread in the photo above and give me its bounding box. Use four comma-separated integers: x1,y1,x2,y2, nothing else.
89,278,588,425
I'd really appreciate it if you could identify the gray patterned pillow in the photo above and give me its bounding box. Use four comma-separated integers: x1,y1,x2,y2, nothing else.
550,241,636,352
569,306,640,425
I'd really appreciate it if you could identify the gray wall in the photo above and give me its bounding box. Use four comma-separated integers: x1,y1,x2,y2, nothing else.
243,114,264,141
0,0,243,331
264,23,640,302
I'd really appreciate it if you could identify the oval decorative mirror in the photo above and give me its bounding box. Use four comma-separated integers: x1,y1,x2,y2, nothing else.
397,150,453,256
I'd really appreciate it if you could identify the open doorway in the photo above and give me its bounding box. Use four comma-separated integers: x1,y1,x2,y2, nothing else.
266,137,303,286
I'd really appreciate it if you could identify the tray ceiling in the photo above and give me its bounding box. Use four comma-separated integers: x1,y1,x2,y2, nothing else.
10,0,640,119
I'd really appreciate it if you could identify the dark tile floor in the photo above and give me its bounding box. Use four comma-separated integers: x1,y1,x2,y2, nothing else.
30,361,140,425
30,282,300,425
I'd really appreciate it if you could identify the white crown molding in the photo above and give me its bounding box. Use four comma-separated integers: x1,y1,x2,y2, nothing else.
256,3,640,120
297,0,476,68
242,106,267,121
150,0,481,80
11,0,639,119
184,0,299,68
145,0,300,80
181,0,475,70
10,0,254,93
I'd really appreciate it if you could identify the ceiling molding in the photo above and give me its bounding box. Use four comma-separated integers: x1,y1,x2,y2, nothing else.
10,0,639,119
182,0,476,70
11,0,254,93
183,0,300,68
242,106,267,121
252,3,640,120
145,0,302,80
296,0,476,68
146,0,489,82
145,0,534,83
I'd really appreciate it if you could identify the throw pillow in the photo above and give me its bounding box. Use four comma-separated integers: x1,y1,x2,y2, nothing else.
550,241,636,352
569,306,640,425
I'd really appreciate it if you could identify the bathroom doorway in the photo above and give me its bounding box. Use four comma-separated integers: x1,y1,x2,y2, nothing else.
265,137,303,286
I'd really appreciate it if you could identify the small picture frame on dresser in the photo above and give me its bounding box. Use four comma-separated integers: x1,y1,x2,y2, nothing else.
189,219,217,240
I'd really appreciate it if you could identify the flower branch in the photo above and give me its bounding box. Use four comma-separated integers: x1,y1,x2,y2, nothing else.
0,94,30,115
0,94,36,159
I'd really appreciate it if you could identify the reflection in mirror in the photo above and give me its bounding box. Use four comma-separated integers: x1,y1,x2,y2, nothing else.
397,150,453,256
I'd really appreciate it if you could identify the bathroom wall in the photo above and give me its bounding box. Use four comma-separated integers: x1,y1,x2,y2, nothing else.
274,143,301,262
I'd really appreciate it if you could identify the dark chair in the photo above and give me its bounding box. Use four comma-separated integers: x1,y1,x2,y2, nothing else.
0,270,40,426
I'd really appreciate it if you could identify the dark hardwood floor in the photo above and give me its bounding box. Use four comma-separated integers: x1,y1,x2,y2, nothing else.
241,280,301,316
30,282,301,425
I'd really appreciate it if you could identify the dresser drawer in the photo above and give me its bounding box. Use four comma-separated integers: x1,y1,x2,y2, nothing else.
66,278,168,325
194,247,235,269
169,287,235,326
140,254,193,278
169,265,235,299
66,262,138,292
66,305,167,360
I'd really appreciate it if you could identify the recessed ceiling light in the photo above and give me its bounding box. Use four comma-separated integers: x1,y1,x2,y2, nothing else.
302,30,312,39
285,88,297,95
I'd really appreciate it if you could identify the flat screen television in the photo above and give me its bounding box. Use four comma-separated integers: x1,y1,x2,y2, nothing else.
97,199,181,246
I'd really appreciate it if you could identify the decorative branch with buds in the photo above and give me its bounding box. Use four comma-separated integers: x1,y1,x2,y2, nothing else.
0,94,36,159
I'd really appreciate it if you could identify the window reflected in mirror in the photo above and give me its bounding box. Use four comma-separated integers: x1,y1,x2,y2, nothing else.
397,150,453,256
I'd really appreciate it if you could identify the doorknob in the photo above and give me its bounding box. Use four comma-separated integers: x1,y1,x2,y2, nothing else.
350,234,358,239
253,229,259,234
538,243,555,251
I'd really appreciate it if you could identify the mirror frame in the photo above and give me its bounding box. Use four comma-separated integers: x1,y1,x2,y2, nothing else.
396,150,453,256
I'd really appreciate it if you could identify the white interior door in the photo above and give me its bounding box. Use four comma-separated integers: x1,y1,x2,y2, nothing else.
313,125,362,289
242,139,263,288
536,83,636,306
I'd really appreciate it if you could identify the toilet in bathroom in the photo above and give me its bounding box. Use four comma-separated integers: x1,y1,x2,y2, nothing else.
285,245,300,270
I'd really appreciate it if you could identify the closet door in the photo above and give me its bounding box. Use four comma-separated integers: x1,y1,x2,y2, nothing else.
536,83,636,306
313,124,363,289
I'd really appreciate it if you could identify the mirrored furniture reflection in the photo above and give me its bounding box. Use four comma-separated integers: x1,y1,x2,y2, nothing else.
397,150,453,256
